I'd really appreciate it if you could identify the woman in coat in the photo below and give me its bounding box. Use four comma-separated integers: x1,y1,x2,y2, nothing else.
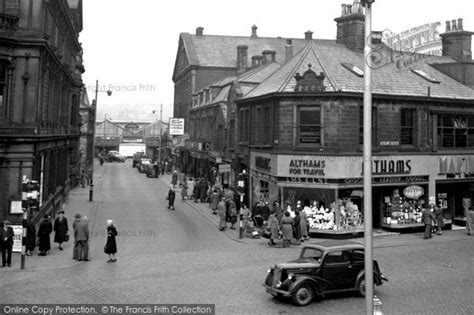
280,211,294,248
167,186,176,210
267,211,280,246
25,216,36,256
104,220,118,262
210,190,219,215
299,208,308,241
37,215,52,256
218,197,227,231
53,211,69,250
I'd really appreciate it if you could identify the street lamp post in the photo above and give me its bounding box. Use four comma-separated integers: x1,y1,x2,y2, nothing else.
361,0,375,314
90,80,112,202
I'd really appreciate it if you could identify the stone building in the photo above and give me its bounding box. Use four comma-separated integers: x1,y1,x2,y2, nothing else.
0,0,84,222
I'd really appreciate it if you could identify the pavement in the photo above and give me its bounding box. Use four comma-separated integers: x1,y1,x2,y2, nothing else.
2,167,472,272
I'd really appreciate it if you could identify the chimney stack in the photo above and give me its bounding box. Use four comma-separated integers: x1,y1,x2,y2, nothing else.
236,45,248,74
305,30,313,40
285,39,293,62
261,50,276,64
440,17,473,62
335,0,365,51
196,27,204,36
251,25,258,37
251,55,263,68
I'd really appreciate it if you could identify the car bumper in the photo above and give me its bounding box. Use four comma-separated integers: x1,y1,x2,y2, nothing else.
262,283,291,297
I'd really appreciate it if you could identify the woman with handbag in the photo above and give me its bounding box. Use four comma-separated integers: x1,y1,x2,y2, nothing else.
53,211,69,251
104,220,118,263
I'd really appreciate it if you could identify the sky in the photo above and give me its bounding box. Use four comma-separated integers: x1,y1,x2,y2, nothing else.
80,0,474,121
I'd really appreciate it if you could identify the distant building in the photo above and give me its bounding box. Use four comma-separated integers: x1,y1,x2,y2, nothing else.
0,0,85,222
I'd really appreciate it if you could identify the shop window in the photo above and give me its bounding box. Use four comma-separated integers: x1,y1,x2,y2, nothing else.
401,108,415,145
298,106,321,145
359,106,377,146
0,63,7,120
437,115,474,148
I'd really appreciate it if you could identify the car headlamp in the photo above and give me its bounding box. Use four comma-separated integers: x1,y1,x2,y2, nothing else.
288,273,295,280
275,281,282,288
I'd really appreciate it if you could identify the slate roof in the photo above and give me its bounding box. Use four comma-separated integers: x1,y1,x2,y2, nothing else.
244,40,474,100
179,32,331,68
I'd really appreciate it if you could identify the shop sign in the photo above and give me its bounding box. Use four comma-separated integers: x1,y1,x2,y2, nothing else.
169,118,185,135
345,175,429,185
370,159,411,175
255,156,271,171
219,163,231,173
12,225,23,253
122,137,143,143
289,159,325,176
403,185,424,199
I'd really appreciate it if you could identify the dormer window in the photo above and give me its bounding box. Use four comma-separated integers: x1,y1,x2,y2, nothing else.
411,69,441,83
341,62,364,77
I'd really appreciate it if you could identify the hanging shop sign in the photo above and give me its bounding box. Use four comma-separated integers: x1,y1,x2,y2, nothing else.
403,185,425,199
169,118,185,135
219,163,231,173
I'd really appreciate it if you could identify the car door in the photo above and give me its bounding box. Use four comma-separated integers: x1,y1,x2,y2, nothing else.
347,249,365,286
321,250,353,290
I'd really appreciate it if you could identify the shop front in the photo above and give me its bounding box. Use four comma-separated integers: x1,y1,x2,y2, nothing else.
249,152,470,238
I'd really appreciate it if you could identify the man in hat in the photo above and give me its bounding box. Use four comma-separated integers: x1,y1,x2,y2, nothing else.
75,215,89,261
422,205,437,239
72,213,82,260
1,221,14,267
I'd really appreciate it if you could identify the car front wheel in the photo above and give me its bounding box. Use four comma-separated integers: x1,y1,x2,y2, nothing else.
357,278,366,297
292,284,313,306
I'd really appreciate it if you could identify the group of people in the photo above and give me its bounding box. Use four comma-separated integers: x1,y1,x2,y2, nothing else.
422,203,445,239
0,210,119,267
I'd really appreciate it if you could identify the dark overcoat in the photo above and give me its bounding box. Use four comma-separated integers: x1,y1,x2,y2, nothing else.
38,219,52,252
54,217,69,243
104,225,118,254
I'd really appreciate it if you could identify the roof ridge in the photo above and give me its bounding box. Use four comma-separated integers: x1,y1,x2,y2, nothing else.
276,42,313,92
310,41,340,91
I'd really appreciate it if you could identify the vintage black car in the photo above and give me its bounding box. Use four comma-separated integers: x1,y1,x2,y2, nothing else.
263,240,388,306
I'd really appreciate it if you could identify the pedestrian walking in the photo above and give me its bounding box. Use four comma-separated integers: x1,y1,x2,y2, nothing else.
432,204,444,235
267,211,279,246
227,197,237,229
280,211,294,248
199,180,208,203
293,210,302,245
210,190,219,215
467,206,474,236
104,220,118,263
299,207,309,241
167,186,176,210
181,178,188,200
422,206,436,239
72,213,82,260
76,215,89,261
171,170,178,187
25,216,36,256
218,197,227,231
1,221,14,267
37,215,52,256
53,211,69,251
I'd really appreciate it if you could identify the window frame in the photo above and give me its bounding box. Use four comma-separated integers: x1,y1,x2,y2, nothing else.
400,108,416,146
437,114,474,148
297,105,322,146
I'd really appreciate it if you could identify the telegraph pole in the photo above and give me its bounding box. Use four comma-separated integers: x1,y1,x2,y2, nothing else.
159,104,163,164
362,1,375,314
89,80,99,202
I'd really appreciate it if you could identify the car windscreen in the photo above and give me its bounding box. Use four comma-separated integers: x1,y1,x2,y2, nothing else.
300,248,323,261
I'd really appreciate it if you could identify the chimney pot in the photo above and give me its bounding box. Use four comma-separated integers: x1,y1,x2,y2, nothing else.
196,27,204,36
285,40,293,63
261,50,276,64
353,0,360,14
347,4,352,15
251,55,263,68
458,18,463,30
452,19,457,31
341,4,347,16
251,25,258,37
446,20,451,32
305,30,313,40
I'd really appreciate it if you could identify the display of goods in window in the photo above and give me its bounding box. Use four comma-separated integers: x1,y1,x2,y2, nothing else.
306,199,364,231
385,188,423,225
